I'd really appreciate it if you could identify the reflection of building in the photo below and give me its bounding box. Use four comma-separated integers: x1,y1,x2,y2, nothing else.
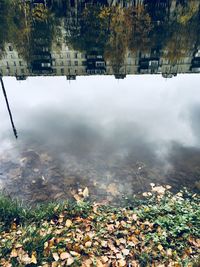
0,0,200,80
0,42,199,80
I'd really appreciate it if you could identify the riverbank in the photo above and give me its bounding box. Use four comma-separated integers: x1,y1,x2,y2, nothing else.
0,185,199,266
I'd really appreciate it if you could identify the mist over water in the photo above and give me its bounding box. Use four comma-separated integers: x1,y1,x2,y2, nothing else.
0,75,200,203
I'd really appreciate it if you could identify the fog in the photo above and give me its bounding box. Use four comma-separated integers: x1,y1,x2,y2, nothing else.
0,74,200,202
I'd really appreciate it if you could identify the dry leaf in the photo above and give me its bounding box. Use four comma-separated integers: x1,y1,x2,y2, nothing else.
122,248,129,256
157,244,163,251
70,251,80,257
81,258,93,267
118,259,126,267
52,252,59,261
60,252,71,260
31,252,37,264
21,253,32,264
73,194,82,202
66,257,74,265
10,248,18,258
107,183,119,196
101,240,108,247
15,243,23,249
132,214,138,221
82,187,89,198
85,241,92,248
101,256,109,263
65,219,72,228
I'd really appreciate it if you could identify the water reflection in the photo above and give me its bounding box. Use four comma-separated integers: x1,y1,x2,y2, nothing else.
0,0,200,204
0,76,200,204
0,0,200,79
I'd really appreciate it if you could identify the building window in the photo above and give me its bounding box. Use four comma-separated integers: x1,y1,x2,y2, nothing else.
9,46,13,51
74,53,78,59
67,53,70,58
41,63,51,67
14,61,16,66
67,60,71,66
21,69,24,74
75,61,78,66
61,61,64,66
61,68,64,75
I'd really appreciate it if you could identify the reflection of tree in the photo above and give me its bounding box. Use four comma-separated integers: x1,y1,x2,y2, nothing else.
66,5,109,53
0,0,10,54
125,5,152,53
104,5,152,74
104,7,128,74
164,13,199,65
0,0,31,60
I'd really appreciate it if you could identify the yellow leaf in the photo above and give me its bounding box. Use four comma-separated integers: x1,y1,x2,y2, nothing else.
10,248,18,258
157,244,163,251
31,252,37,264
65,219,72,228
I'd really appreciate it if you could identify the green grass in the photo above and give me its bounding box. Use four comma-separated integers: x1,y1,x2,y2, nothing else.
0,188,199,266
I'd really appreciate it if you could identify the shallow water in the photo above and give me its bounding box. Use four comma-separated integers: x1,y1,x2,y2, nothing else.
0,0,200,204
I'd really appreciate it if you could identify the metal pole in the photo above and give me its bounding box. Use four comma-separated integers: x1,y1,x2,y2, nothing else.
0,76,18,139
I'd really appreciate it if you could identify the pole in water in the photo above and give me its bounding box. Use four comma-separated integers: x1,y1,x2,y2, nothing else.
0,76,18,139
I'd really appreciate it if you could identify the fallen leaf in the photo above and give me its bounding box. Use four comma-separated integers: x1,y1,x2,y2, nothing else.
66,257,74,265
15,243,23,249
60,252,71,260
52,252,59,261
107,183,119,196
118,259,126,267
65,219,72,228
85,241,92,248
10,248,18,258
31,252,37,264
157,244,163,251
82,187,89,198
122,248,129,256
